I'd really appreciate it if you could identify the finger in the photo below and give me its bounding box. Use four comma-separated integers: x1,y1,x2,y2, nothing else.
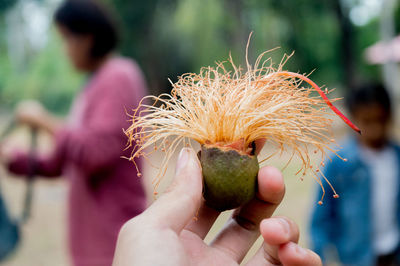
245,217,300,266
0,143,13,165
260,217,299,262
246,243,321,266
210,166,285,262
183,199,220,239
278,242,322,266
142,148,203,233
0,147,5,164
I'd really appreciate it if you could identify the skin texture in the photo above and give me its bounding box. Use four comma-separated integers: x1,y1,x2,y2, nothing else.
113,148,322,266
14,100,61,135
57,25,95,72
201,145,259,211
352,103,391,150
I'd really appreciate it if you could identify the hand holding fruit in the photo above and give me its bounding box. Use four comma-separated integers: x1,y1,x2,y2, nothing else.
113,148,322,266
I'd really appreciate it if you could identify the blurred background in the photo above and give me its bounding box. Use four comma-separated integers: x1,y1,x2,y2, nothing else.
1,0,400,265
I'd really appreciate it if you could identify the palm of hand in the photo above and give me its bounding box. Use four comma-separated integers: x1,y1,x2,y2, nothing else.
180,227,248,266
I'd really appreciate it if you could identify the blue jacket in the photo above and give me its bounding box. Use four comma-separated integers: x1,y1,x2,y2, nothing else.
309,138,400,266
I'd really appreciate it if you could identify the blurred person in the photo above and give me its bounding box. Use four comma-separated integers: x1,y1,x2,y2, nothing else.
0,0,147,265
310,84,400,266
113,147,322,266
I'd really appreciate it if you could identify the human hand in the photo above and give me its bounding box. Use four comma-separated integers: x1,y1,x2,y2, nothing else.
15,100,60,134
15,100,48,129
0,141,13,166
113,148,321,266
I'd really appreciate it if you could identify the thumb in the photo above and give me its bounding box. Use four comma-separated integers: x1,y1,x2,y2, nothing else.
145,147,203,233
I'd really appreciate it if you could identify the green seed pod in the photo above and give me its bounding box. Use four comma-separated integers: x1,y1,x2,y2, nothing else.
200,145,259,211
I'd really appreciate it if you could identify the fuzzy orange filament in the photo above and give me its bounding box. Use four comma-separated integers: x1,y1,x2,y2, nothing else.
125,52,359,204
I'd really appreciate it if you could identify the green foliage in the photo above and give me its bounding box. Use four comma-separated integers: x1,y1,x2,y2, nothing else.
0,0,17,14
0,30,82,114
111,0,384,94
0,0,394,115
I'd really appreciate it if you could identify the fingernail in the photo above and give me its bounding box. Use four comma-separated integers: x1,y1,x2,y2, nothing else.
295,244,307,255
176,148,190,174
278,218,290,237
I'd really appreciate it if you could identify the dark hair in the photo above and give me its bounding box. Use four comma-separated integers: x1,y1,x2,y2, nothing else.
54,0,118,58
346,83,392,116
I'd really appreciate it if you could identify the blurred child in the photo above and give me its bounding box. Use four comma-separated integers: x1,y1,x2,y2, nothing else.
310,84,400,266
0,0,147,265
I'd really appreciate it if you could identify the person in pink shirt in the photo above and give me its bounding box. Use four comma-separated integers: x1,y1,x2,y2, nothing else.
0,1,147,265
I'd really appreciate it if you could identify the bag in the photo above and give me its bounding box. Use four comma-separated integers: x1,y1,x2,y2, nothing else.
0,193,19,260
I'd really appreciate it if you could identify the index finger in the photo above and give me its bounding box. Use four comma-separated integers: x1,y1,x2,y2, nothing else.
142,148,203,233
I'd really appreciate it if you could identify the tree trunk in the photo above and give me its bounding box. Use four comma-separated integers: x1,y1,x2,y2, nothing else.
332,0,355,89
380,0,400,100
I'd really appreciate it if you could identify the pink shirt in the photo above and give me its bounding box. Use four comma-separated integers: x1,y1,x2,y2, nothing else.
9,57,147,266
